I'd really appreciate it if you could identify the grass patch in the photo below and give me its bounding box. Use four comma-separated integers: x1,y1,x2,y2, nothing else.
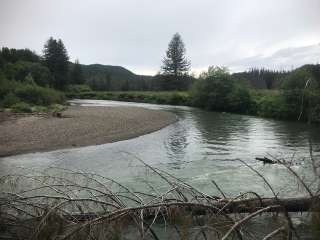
67,90,191,106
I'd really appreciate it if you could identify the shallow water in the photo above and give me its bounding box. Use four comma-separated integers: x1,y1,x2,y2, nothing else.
1,99,320,198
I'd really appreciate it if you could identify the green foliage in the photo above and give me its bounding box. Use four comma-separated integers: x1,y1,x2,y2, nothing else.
70,91,191,106
15,84,65,106
83,64,152,91
83,63,193,91
281,64,320,122
255,93,286,119
70,59,85,84
167,92,190,105
191,66,252,113
153,74,194,91
308,90,320,123
0,74,21,99
11,102,32,113
227,84,253,114
199,66,229,79
66,84,92,93
1,92,20,107
282,68,311,90
43,37,70,89
48,104,67,113
4,61,31,81
232,68,288,89
161,33,191,77
0,73,65,111
3,61,52,86
0,47,40,66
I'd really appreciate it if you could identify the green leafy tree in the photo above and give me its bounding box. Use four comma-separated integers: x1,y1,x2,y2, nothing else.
70,59,85,84
281,65,320,122
161,33,190,77
191,66,252,113
3,61,52,86
43,37,69,89
192,66,233,110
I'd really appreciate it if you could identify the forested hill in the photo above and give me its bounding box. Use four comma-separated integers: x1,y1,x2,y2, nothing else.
81,64,153,91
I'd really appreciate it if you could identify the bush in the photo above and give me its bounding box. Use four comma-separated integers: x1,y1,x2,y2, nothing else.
191,66,252,113
227,85,253,114
281,66,320,122
66,84,92,93
0,74,65,108
15,84,65,106
256,94,285,119
167,92,190,105
0,75,20,98
11,102,32,113
4,61,52,86
1,92,20,107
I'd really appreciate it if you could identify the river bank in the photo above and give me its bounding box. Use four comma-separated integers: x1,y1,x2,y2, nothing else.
66,90,320,124
0,105,177,157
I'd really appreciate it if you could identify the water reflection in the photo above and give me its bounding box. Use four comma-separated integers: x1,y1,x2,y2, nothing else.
164,110,201,169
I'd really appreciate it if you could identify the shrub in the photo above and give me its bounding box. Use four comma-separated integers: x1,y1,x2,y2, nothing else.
11,102,32,113
168,92,189,105
191,66,252,113
66,84,92,93
281,66,320,122
0,75,20,98
255,94,291,119
15,84,65,106
227,85,253,114
4,61,52,86
1,92,20,107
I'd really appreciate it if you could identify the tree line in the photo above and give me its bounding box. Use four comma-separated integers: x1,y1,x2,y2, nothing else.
0,37,86,112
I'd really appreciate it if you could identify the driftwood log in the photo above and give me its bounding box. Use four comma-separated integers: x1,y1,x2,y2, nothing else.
255,157,277,164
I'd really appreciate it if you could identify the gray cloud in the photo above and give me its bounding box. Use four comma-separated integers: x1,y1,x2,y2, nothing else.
1,0,319,74
229,43,320,72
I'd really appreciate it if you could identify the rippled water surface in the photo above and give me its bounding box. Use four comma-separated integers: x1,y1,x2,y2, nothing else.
1,99,320,198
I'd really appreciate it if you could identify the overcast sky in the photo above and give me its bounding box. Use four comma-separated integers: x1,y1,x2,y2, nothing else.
1,0,319,75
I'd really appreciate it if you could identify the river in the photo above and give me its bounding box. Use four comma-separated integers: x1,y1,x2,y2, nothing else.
1,99,319,199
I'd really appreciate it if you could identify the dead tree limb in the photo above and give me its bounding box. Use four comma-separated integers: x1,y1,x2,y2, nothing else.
255,157,276,164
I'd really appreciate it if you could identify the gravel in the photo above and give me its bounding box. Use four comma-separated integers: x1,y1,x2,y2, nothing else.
0,106,177,157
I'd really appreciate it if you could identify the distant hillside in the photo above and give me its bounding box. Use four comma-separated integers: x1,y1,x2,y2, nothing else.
81,64,152,91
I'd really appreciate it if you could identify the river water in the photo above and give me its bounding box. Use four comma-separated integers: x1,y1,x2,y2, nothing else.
1,99,319,198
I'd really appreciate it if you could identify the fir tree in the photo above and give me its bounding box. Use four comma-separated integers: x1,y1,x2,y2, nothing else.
70,59,85,84
161,33,190,77
43,37,69,89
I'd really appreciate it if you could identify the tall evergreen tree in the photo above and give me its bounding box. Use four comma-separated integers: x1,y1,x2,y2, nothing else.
43,37,69,89
161,33,190,77
70,59,85,84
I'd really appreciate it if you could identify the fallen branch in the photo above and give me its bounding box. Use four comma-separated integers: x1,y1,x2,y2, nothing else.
255,157,276,164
